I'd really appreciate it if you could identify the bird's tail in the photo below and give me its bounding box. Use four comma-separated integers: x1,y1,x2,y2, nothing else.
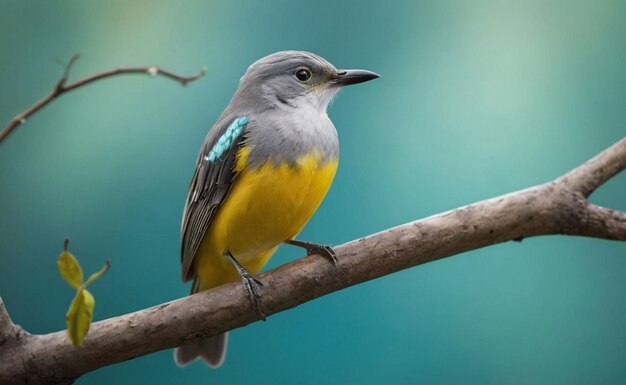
174,277,228,368
174,333,229,368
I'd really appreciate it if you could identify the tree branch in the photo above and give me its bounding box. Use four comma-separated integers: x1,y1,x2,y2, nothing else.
0,296,14,341
1,137,624,384
0,55,207,143
557,137,626,197
0,296,32,381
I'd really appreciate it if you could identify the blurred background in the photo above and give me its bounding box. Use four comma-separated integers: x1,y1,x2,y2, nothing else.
1,0,625,384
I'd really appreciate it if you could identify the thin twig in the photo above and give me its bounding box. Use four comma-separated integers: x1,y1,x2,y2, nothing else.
0,55,207,143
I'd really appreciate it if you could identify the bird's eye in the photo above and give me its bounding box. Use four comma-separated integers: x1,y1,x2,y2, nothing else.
295,68,312,82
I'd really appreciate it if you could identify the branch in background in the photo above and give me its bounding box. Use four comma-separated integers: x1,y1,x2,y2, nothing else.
0,54,207,143
0,137,624,385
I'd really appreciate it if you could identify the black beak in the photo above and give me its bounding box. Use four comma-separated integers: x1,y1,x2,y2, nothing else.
333,69,380,86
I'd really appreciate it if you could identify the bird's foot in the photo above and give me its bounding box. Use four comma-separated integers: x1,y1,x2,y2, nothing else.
285,239,338,264
225,251,266,321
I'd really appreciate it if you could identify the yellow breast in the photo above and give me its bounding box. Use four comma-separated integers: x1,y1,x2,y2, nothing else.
195,146,338,290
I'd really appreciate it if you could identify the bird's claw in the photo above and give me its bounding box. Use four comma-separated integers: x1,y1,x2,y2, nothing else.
241,272,265,321
307,244,338,264
226,251,266,321
286,239,338,264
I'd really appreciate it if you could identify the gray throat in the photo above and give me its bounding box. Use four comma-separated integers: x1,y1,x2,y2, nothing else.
222,89,340,168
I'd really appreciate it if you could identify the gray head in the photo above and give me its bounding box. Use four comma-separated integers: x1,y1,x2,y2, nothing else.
232,50,379,112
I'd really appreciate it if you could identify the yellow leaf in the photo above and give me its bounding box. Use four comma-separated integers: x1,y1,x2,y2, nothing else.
57,251,83,289
65,288,95,347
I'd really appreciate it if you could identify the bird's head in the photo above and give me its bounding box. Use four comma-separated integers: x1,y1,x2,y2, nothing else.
237,50,379,111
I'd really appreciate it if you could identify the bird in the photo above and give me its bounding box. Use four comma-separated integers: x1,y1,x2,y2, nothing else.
174,50,379,368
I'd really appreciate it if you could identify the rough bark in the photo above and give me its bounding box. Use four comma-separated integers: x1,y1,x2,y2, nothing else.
1,137,624,385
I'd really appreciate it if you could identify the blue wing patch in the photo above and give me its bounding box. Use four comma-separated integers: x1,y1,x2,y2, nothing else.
205,116,249,163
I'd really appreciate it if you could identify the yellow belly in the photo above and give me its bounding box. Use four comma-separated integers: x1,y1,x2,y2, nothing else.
195,147,338,290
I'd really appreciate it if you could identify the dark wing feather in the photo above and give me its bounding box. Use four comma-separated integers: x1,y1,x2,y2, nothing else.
180,116,249,282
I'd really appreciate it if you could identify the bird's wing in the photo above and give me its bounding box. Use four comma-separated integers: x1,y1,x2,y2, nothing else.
180,115,250,282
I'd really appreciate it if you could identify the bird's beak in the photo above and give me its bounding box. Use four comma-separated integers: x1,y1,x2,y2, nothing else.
332,69,380,86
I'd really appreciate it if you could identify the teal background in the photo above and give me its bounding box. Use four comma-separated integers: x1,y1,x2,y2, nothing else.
1,1,625,384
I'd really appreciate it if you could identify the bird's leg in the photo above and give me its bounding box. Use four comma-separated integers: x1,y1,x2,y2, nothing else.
284,239,338,264
225,251,266,321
